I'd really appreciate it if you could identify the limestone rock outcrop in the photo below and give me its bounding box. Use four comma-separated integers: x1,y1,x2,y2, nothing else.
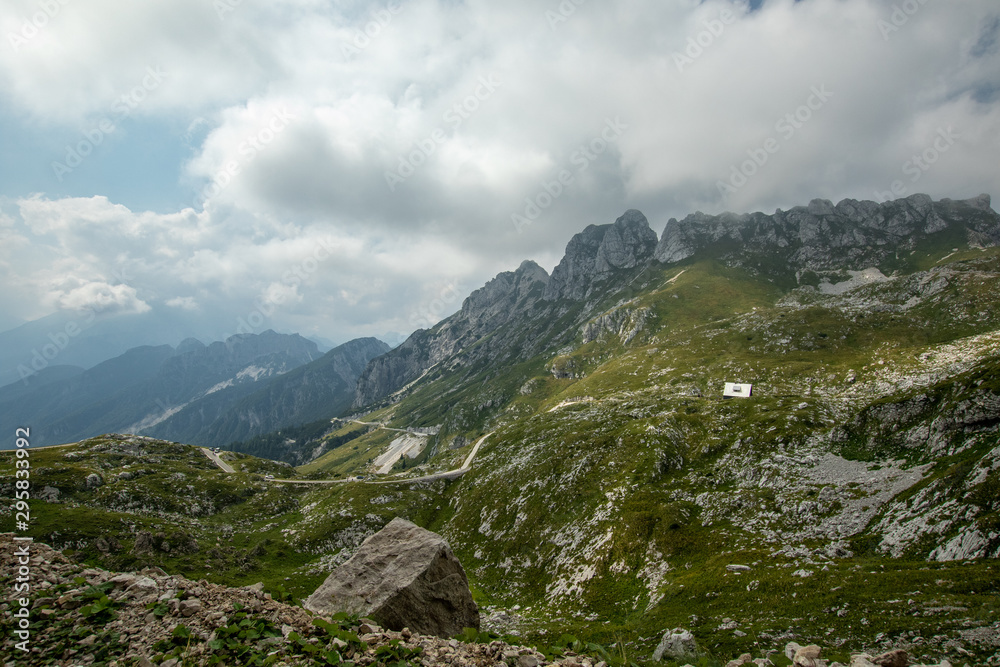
654,193,1000,272
543,209,658,301
352,260,549,408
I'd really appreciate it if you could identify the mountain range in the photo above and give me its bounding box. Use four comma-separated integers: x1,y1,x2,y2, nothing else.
3,192,999,664
0,330,388,449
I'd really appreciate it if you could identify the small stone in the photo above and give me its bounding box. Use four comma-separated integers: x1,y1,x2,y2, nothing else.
519,656,540,667
140,566,169,577
125,577,158,597
79,635,97,646
205,611,226,627
794,645,822,667
179,598,202,617
872,650,908,667
110,573,139,588
786,643,803,661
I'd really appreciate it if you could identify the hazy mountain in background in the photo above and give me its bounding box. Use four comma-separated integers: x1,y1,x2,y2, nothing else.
0,330,322,447
0,308,218,388
147,337,390,447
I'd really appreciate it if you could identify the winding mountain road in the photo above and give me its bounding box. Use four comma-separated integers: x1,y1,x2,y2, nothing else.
268,431,494,486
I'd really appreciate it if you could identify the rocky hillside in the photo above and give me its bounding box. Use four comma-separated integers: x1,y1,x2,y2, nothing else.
0,533,580,666
353,259,553,409
352,195,998,414
311,194,1000,662
0,533,972,667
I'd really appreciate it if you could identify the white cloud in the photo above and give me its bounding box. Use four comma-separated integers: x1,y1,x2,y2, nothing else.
55,281,151,314
166,296,199,310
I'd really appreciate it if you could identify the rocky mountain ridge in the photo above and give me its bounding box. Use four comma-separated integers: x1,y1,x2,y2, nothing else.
351,194,998,412
654,194,998,274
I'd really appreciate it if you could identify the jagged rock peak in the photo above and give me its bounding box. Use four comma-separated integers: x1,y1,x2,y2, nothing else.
352,261,549,408
462,260,548,321
515,259,550,281
654,193,1000,270
543,209,658,301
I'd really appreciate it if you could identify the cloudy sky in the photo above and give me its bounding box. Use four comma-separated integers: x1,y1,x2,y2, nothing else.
1,0,998,349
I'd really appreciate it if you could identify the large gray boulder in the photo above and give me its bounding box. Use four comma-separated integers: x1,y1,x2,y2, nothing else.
303,518,479,637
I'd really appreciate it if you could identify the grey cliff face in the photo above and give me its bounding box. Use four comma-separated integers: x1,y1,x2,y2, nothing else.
543,209,658,301
654,193,1000,271
461,260,550,330
352,261,549,408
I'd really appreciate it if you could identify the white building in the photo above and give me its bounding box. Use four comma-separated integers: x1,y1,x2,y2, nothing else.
723,382,752,398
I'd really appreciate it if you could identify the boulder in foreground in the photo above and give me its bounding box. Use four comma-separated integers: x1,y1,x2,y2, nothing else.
303,517,480,637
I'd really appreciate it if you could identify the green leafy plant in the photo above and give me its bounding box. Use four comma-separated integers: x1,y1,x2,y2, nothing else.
374,638,423,666
78,583,120,623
